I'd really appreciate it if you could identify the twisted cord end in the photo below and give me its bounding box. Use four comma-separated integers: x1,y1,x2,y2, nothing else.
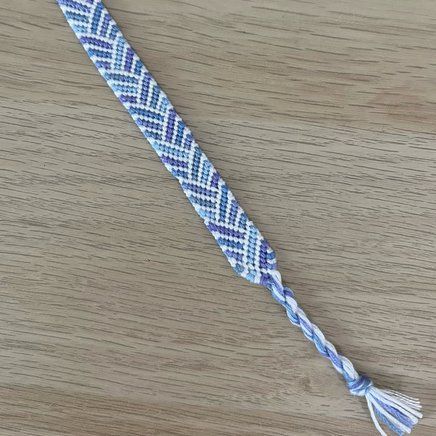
349,376,422,435
267,272,423,436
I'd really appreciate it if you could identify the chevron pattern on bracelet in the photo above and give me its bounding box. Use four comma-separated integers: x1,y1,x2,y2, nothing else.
57,0,278,286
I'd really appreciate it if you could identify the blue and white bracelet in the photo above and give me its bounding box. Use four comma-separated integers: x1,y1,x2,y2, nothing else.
56,1,423,434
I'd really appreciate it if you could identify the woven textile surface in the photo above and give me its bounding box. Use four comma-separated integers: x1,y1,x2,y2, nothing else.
57,0,277,287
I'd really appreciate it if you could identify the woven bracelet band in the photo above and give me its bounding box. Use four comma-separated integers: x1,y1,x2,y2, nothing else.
56,1,423,434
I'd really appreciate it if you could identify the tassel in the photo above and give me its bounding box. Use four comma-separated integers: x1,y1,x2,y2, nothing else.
268,271,422,435
364,385,422,436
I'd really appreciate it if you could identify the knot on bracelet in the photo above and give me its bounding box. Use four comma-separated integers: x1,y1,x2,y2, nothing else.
348,375,373,396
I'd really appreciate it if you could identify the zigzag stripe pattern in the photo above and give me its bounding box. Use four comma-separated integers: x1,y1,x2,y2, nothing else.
57,0,277,287
57,2,422,435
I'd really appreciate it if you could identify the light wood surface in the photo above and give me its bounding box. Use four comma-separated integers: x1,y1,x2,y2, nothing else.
1,1,436,434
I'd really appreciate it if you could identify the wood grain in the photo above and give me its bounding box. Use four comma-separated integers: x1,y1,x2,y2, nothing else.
1,0,436,434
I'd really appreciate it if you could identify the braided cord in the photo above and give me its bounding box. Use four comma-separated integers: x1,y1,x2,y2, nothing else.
268,271,422,436
56,1,423,435
269,271,360,386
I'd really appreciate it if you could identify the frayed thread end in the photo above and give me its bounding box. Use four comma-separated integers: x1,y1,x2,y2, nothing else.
349,376,422,435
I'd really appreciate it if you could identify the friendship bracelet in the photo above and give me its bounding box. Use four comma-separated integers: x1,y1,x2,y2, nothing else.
56,1,423,434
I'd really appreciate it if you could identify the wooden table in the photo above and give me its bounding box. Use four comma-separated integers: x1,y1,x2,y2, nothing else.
1,1,435,434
